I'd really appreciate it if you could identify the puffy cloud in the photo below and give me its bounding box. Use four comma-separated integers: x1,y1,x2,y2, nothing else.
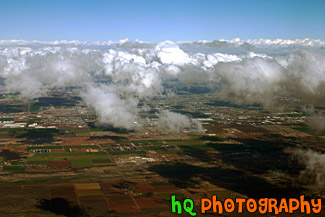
157,110,204,133
214,57,285,106
155,41,197,65
101,50,162,98
207,50,325,108
81,85,139,129
0,51,99,98
5,73,45,98
203,53,241,68
285,50,325,105
294,149,325,192
102,49,146,75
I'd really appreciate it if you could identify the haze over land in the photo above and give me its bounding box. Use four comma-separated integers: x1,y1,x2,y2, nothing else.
1,38,325,128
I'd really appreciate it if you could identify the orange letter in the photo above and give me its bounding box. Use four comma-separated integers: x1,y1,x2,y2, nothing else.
268,198,279,214
300,195,310,214
212,195,223,214
278,199,289,213
289,198,300,213
311,199,321,214
236,198,245,213
246,199,257,213
201,198,211,213
258,198,268,214
224,199,235,213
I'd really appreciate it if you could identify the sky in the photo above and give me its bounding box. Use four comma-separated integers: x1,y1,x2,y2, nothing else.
0,0,324,42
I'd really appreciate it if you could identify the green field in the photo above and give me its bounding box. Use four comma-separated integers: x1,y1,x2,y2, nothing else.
28,152,111,168
0,118,14,121
91,158,111,163
26,160,49,165
198,135,227,142
166,140,204,146
164,139,183,142
72,128,90,137
10,161,25,166
3,166,25,172
178,144,216,152
71,159,93,168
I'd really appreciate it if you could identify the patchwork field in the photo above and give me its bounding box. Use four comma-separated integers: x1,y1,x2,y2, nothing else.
0,180,184,216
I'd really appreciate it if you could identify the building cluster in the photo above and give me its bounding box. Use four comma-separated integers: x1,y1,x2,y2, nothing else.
109,143,142,152
115,156,156,165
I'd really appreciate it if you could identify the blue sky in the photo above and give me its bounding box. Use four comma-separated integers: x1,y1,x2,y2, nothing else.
0,0,324,41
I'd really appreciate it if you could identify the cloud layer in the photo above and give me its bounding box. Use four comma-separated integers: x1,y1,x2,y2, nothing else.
1,38,325,129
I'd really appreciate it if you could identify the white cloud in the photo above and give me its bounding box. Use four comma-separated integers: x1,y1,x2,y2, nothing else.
157,110,204,133
294,149,325,192
1,39,325,129
81,85,139,129
155,40,197,65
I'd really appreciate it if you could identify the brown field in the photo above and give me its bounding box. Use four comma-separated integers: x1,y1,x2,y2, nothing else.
25,168,50,172
49,185,76,197
106,193,140,213
79,195,108,215
100,183,124,194
152,184,177,193
204,123,230,133
132,181,155,192
134,193,167,209
49,149,66,153
60,137,115,146
48,160,71,168
0,182,174,215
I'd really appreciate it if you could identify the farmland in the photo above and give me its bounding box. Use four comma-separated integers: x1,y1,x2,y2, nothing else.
0,91,324,216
